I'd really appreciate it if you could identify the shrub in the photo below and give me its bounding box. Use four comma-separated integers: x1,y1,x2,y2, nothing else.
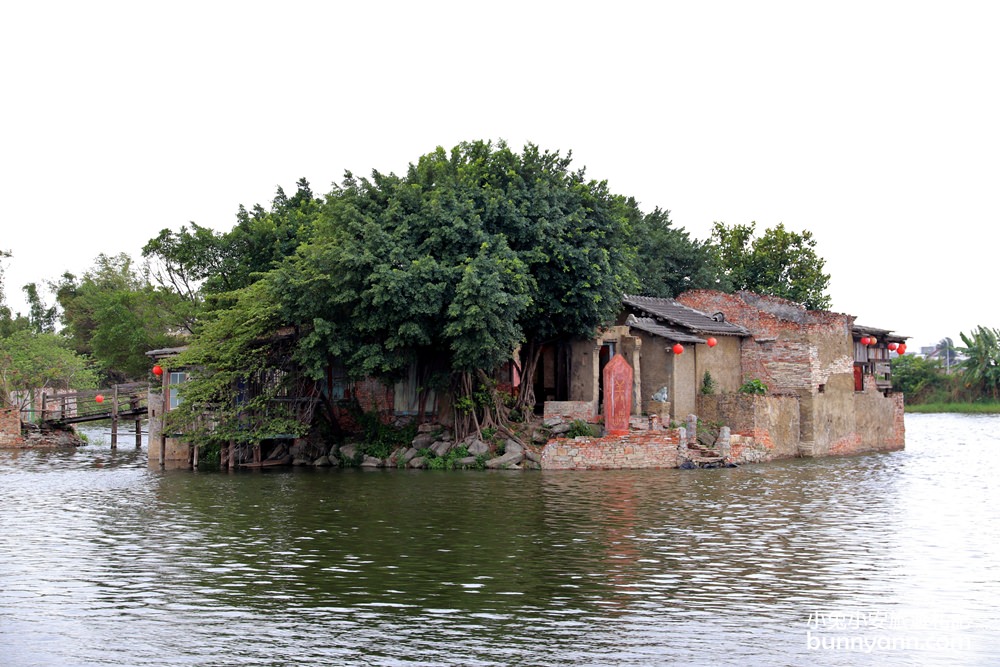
566,419,599,438
738,378,768,395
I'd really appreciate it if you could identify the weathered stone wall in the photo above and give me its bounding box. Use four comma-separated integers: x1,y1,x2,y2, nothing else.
697,394,800,463
567,327,642,417
671,343,697,421
811,376,905,456
678,290,854,394
635,333,673,417
541,429,682,469
146,390,194,468
543,401,597,423
0,407,25,447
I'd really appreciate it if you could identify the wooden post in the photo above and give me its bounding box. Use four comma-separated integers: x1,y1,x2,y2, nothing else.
111,385,119,449
160,367,170,469
228,438,235,470
132,395,142,448
192,444,199,470
41,393,47,422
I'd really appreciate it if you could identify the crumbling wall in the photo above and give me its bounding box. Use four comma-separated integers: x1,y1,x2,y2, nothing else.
0,408,25,447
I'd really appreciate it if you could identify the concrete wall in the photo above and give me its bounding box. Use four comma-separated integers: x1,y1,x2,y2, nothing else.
695,336,742,394
636,333,672,417
698,394,800,463
146,390,193,468
567,327,642,417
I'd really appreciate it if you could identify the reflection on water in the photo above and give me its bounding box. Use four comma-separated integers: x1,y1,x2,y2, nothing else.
1,414,998,665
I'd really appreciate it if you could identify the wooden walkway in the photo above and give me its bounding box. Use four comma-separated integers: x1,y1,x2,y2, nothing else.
30,383,150,448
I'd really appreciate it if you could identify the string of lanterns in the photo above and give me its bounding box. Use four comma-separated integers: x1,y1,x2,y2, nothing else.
859,337,906,355
672,337,718,355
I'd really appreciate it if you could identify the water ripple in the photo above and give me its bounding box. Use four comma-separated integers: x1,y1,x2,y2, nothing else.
2,415,999,665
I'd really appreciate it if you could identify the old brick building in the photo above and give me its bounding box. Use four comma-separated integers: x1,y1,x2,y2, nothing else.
547,290,906,465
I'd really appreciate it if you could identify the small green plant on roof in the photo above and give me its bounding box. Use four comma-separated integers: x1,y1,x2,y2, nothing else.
700,371,717,395
738,378,768,395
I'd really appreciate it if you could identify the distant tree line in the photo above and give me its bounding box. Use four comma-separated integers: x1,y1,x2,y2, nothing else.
892,327,1000,404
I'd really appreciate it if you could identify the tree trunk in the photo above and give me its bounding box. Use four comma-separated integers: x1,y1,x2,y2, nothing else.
514,339,544,414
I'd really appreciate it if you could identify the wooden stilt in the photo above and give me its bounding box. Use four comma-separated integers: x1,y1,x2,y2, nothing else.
133,396,142,448
110,385,119,449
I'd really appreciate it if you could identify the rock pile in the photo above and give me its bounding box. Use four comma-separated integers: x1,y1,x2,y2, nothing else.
288,422,543,470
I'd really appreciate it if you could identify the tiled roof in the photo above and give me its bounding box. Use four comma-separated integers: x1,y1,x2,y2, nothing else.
623,295,750,337
626,316,706,343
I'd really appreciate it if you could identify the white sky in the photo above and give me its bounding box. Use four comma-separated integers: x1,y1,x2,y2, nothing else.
2,1,997,351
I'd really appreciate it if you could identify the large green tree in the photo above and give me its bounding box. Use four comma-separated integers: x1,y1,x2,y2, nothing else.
286,141,634,420
630,203,729,297
709,221,832,310
142,178,321,328
0,330,97,411
55,253,187,382
176,141,636,440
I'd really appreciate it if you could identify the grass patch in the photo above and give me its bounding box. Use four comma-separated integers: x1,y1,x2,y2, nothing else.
906,402,1000,414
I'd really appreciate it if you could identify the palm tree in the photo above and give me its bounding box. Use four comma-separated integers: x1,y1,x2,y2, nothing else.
958,326,1000,400
935,337,957,373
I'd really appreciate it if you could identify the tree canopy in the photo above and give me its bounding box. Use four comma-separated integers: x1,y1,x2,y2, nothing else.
630,204,729,297
709,221,832,310
170,141,637,440
55,253,187,383
0,330,97,410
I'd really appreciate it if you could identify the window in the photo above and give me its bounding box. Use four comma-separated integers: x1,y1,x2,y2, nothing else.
168,371,187,410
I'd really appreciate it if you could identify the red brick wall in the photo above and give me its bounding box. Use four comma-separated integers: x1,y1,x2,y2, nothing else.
0,408,24,447
677,290,854,393
541,430,681,469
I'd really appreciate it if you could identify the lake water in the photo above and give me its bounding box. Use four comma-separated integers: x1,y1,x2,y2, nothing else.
1,414,998,666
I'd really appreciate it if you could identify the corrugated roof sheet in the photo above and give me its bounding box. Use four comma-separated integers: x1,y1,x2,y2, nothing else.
853,324,908,342
623,295,750,336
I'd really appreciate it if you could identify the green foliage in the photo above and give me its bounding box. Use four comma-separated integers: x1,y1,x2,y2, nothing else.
55,253,187,382
700,370,717,395
738,378,768,395
0,330,97,410
356,412,417,460
142,180,321,331
22,283,57,334
565,419,599,438
163,280,310,447
709,221,831,310
890,354,950,402
629,203,729,297
422,444,473,470
270,140,635,423
958,326,1000,400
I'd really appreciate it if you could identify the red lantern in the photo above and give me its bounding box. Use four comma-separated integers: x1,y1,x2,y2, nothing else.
672,343,684,355
95,394,104,404
897,343,907,355
706,337,718,348
888,342,898,351
152,364,163,376
868,337,877,345
860,336,870,346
